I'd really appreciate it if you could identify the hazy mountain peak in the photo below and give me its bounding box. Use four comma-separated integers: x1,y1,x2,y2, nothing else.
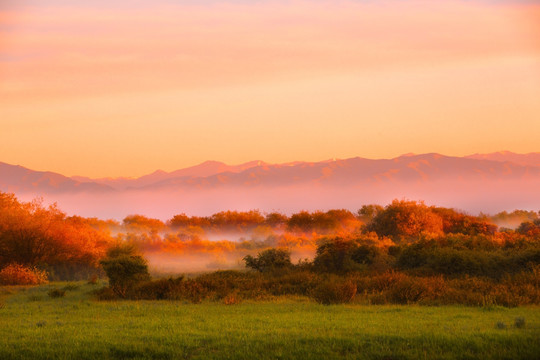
2,152,540,220
199,160,226,166
0,162,113,193
150,169,168,175
466,151,540,167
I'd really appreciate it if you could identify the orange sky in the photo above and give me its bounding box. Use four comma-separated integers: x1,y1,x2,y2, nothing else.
1,0,539,178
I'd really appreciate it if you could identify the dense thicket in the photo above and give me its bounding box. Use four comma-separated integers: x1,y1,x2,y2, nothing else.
0,192,112,281
95,200,540,306
2,191,539,306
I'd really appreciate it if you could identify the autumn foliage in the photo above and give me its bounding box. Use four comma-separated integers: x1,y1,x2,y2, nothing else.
92,199,539,306
0,263,48,285
1,191,539,306
0,192,112,281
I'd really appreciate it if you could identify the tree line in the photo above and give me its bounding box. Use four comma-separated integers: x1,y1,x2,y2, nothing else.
1,190,539,307
92,199,540,306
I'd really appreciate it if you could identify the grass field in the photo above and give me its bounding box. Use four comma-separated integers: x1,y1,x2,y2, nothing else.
0,282,539,360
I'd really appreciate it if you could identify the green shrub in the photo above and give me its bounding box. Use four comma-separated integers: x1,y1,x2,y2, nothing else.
100,243,150,297
244,248,292,273
313,238,361,273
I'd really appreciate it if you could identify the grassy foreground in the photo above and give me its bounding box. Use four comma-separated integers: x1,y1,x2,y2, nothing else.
0,282,539,360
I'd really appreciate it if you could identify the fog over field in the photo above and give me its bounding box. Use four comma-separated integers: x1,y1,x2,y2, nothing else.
1,1,539,359
13,179,539,221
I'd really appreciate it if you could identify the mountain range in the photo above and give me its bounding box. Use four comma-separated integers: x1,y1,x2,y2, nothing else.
1,151,539,219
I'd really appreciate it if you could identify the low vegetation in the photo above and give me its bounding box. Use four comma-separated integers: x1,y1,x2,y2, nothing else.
94,234,540,307
1,192,540,358
0,283,538,359
0,264,48,286
1,191,539,308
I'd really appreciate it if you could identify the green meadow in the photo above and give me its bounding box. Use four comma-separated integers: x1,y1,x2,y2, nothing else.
1,282,539,360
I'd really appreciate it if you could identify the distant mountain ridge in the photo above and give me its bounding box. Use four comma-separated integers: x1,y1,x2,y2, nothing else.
72,160,268,190
2,152,540,193
466,151,540,167
134,153,540,190
1,152,539,219
0,162,113,193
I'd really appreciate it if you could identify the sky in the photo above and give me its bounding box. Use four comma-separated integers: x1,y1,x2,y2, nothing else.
1,0,539,178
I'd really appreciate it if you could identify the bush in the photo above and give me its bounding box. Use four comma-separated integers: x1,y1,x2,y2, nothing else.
100,243,150,297
514,317,526,329
266,271,319,296
47,288,66,298
133,277,184,300
194,271,262,300
387,277,429,304
62,283,80,291
223,292,242,305
129,277,206,303
313,238,362,273
93,286,117,301
244,248,292,273
180,279,206,303
367,200,443,239
88,275,98,285
0,264,48,285
313,279,357,305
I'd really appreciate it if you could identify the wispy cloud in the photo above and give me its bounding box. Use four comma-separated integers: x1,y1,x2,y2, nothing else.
0,0,539,177
2,0,538,100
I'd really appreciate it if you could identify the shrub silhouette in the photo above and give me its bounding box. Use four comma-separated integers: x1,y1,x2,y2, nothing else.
514,317,526,328
62,283,79,291
313,238,361,273
93,286,117,301
244,248,292,273
100,243,150,297
313,279,357,305
47,288,66,298
133,277,184,300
